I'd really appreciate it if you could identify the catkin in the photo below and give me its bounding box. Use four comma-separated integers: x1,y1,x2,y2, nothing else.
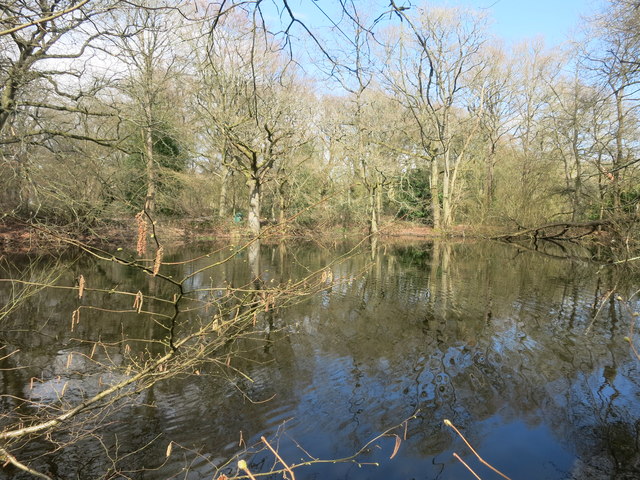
78,274,85,299
153,246,164,276
135,211,148,256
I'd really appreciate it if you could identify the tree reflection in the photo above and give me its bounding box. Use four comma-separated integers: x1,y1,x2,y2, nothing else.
266,240,640,478
1,240,640,478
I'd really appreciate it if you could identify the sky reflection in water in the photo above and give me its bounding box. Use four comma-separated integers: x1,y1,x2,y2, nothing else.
1,239,639,479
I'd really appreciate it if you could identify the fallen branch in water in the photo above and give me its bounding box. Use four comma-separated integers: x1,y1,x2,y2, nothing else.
492,220,609,242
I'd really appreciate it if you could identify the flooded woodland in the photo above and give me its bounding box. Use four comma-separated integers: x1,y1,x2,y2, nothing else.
1,239,640,479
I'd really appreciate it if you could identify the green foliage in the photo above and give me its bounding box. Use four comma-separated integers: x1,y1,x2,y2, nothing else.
393,245,432,266
588,185,640,220
394,167,431,223
154,132,184,170
621,188,640,215
121,124,189,214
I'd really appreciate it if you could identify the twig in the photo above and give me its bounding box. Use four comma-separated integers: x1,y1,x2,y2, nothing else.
0,0,91,37
612,256,640,265
261,436,296,480
444,419,512,480
238,460,257,480
0,445,52,480
585,289,615,334
453,452,482,480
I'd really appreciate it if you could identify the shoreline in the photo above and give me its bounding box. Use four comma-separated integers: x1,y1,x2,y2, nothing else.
0,217,490,254
0,216,615,255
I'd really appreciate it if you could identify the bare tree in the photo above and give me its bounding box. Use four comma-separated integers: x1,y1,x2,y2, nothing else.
194,11,309,236
472,43,516,223
0,0,121,217
584,0,640,213
326,1,385,234
385,3,487,229
506,40,562,225
547,67,605,221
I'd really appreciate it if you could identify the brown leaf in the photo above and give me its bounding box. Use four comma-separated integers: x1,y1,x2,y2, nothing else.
390,434,401,460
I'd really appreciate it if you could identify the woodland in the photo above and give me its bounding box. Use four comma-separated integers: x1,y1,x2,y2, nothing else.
0,1,640,479
0,0,638,243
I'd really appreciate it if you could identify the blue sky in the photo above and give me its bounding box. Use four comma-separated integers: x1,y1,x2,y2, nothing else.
271,0,606,48
465,0,605,46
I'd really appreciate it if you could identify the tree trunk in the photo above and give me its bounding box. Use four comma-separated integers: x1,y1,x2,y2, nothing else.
369,183,379,235
376,179,383,228
596,152,606,220
278,176,287,225
0,78,17,135
278,190,286,225
613,87,624,211
484,143,496,220
144,125,155,214
218,166,229,218
247,176,261,236
442,147,452,229
430,158,441,229
571,125,583,221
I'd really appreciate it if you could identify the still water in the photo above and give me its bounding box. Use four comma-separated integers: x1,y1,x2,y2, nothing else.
1,239,640,479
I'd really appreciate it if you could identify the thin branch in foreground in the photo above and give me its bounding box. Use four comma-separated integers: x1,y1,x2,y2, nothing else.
0,445,52,480
261,435,296,480
444,419,512,480
453,452,482,480
238,459,258,480
620,293,640,362
0,0,91,37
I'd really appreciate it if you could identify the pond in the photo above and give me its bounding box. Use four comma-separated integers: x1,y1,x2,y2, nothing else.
1,238,640,479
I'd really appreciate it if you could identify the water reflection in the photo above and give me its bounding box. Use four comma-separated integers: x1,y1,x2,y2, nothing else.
1,240,640,479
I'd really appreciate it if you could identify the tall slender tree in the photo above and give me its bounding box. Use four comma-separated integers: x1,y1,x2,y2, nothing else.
386,4,487,229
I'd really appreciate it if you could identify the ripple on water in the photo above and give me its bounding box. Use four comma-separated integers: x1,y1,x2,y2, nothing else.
6,241,639,480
